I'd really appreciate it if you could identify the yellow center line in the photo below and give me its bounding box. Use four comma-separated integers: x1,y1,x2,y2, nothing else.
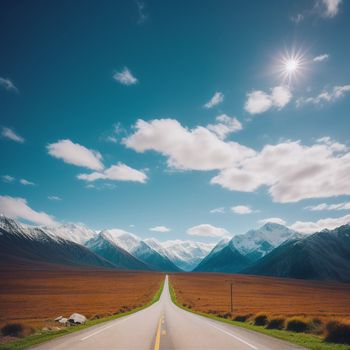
153,318,162,350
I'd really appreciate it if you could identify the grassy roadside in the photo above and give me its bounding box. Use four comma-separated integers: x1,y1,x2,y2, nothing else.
168,279,350,350
0,279,165,350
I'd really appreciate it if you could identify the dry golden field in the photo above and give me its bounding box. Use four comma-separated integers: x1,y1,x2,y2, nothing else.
0,263,163,328
170,273,350,321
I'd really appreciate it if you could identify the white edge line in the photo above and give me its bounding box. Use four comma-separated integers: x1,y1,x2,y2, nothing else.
81,313,138,340
206,322,258,350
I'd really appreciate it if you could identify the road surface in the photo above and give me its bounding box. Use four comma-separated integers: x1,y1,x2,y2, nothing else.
31,275,306,350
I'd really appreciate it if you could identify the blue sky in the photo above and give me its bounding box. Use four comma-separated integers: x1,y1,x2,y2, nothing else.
1,0,350,242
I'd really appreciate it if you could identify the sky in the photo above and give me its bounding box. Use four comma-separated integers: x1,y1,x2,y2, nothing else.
1,0,350,242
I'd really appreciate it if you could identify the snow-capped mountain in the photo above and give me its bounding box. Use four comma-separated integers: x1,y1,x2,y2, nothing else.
85,232,150,270
244,224,350,282
193,223,301,272
231,223,301,261
145,238,215,271
94,229,181,271
43,223,97,245
0,216,114,269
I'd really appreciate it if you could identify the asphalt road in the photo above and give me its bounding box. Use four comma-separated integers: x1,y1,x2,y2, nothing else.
31,275,306,350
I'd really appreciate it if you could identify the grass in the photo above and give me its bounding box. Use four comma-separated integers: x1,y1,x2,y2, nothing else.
168,278,350,350
0,279,164,350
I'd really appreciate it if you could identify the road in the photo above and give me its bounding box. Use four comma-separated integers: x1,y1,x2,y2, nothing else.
31,275,306,350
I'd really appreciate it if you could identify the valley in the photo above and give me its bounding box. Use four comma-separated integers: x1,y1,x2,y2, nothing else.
0,263,163,328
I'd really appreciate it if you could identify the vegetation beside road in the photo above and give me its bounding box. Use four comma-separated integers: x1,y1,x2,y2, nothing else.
169,276,350,350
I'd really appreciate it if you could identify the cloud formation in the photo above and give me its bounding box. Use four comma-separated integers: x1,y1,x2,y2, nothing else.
186,224,229,237
210,207,226,214
319,0,342,18
313,54,329,62
244,86,292,114
1,127,25,143
48,196,62,201
149,226,171,233
204,92,224,109
305,201,350,211
113,67,138,85
297,85,350,107
207,114,242,139
0,77,18,93
47,139,104,171
231,205,253,215
123,119,254,171
77,163,148,183
0,195,56,225
2,175,15,183
258,217,287,226
290,213,350,233
20,179,35,186
211,138,350,203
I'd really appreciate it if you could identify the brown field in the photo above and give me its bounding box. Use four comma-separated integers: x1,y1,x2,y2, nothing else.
0,263,163,328
170,273,350,321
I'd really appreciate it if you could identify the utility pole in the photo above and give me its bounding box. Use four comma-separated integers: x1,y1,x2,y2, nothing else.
230,282,233,313
226,279,233,313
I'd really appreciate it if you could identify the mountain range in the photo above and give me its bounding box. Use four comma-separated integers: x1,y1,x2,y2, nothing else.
1,215,349,282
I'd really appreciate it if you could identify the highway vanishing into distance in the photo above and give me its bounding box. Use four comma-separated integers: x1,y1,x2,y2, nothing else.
31,276,305,350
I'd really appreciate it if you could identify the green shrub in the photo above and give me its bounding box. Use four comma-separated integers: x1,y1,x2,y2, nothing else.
267,317,285,330
325,320,350,344
254,313,269,326
234,314,251,322
286,317,310,333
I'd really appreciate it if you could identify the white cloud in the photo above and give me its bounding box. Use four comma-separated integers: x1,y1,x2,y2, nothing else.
1,127,25,143
319,0,342,17
313,54,329,62
204,92,224,109
244,86,292,115
207,114,242,139
47,139,104,171
2,175,15,183
210,207,226,214
297,85,350,107
258,217,287,226
77,163,148,183
211,138,350,203
48,196,62,201
291,13,304,23
231,205,253,215
305,201,350,211
0,77,18,93
123,119,255,171
290,213,350,233
149,226,171,233
20,179,35,186
0,195,56,226
113,67,138,85
186,224,229,237
135,0,148,24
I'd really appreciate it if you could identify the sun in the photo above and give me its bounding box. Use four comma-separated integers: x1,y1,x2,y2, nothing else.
274,47,307,85
285,59,299,73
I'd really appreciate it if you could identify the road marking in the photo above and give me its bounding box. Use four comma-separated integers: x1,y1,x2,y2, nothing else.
81,314,137,340
153,318,162,350
207,322,258,349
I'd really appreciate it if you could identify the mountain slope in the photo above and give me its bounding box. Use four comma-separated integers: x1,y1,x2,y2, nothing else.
232,223,301,261
244,224,350,282
194,241,251,273
145,239,214,271
96,229,181,271
43,223,97,245
86,232,150,270
0,217,115,269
